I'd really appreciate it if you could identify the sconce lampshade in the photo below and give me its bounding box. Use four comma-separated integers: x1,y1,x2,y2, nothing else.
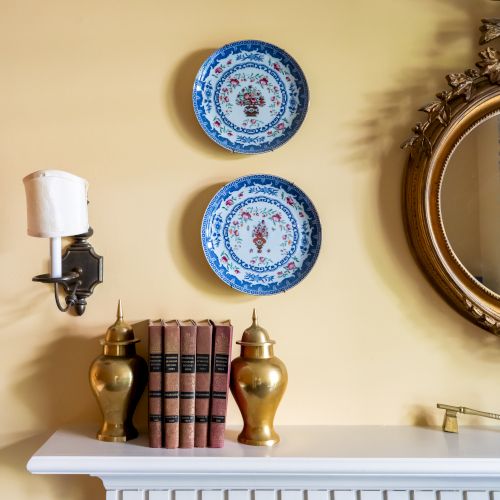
23,170,89,238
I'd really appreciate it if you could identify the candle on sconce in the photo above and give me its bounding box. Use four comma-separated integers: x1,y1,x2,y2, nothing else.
23,170,89,278
50,237,62,278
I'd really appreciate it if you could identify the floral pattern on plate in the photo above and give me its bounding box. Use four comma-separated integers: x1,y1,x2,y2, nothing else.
201,175,321,295
193,40,309,154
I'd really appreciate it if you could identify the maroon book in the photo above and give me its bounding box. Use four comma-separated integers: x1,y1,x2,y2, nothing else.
194,320,213,448
148,320,163,448
163,320,180,449
179,320,196,448
208,320,233,448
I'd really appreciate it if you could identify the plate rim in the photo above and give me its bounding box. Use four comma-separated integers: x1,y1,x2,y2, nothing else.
201,173,321,295
192,39,309,155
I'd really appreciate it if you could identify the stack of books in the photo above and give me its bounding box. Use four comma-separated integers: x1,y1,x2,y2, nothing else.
148,319,233,448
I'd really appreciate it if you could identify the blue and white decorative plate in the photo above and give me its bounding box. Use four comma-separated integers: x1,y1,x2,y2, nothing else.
201,175,321,295
193,40,309,154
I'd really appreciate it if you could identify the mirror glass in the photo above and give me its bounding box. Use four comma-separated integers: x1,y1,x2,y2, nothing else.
441,112,500,295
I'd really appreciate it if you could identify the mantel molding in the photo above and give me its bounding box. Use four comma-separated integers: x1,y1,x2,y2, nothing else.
27,425,500,492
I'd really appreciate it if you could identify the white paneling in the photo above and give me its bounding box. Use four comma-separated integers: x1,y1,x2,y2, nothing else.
123,491,145,500
334,491,356,500
438,492,463,500
69,486,500,500
201,491,224,500
386,491,409,500
465,493,489,500
413,492,437,500
174,491,197,500
281,490,305,500
228,491,251,500
255,491,277,500
307,491,329,500
359,491,383,500
149,491,170,500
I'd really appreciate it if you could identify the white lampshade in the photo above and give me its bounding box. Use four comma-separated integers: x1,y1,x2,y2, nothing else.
23,170,89,238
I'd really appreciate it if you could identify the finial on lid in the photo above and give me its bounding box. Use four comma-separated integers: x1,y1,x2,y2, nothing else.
238,309,275,346
101,300,139,349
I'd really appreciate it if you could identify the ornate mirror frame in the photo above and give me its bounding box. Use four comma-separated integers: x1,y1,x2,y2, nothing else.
402,19,500,335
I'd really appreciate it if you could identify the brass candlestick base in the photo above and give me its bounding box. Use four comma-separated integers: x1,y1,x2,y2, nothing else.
230,310,287,446
89,300,148,442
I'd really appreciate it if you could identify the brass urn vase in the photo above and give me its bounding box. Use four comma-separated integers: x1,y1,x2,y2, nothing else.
89,300,148,442
230,310,288,446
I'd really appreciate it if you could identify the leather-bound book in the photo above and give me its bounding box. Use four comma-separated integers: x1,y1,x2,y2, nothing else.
148,320,163,448
163,320,180,448
194,320,213,448
179,320,196,448
208,320,233,448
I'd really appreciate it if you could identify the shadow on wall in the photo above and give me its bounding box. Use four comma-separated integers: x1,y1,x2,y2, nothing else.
0,330,106,498
1,322,152,498
347,0,500,357
165,48,245,161
0,433,103,500
407,404,442,430
0,287,47,328
164,50,257,300
132,319,152,429
168,182,254,303
15,332,101,427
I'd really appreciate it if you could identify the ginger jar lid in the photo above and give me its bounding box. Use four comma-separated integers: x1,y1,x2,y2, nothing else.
238,309,276,347
101,300,139,347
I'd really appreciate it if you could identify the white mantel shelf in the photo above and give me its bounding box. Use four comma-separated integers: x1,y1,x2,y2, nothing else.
27,425,500,498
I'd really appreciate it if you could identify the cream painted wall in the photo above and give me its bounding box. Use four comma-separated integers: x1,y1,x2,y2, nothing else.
1,0,500,498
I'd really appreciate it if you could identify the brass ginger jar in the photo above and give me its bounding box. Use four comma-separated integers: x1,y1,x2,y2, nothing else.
230,310,288,446
89,300,148,442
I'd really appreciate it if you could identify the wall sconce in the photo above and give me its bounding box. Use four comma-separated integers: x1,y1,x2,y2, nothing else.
23,170,103,316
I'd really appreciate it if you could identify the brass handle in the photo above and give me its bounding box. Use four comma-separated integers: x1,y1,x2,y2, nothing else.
437,403,500,433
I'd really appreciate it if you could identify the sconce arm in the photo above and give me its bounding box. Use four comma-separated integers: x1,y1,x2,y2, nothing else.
54,281,80,312
31,228,103,316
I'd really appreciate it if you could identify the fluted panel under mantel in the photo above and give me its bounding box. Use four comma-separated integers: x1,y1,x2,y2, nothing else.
101,490,498,500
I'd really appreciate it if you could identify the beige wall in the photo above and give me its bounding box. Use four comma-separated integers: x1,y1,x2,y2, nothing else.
1,1,500,498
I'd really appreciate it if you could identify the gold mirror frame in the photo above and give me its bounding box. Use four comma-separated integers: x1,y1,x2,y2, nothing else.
402,19,500,335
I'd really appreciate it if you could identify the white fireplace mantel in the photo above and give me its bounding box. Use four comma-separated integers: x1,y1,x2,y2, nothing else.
27,425,500,500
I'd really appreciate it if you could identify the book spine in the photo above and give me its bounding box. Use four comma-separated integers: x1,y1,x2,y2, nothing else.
209,323,233,448
163,323,180,448
148,321,163,448
194,323,213,448
179,323,196,448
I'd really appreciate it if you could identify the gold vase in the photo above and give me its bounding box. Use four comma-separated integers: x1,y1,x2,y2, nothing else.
89,300,148,442
230,310,287,446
